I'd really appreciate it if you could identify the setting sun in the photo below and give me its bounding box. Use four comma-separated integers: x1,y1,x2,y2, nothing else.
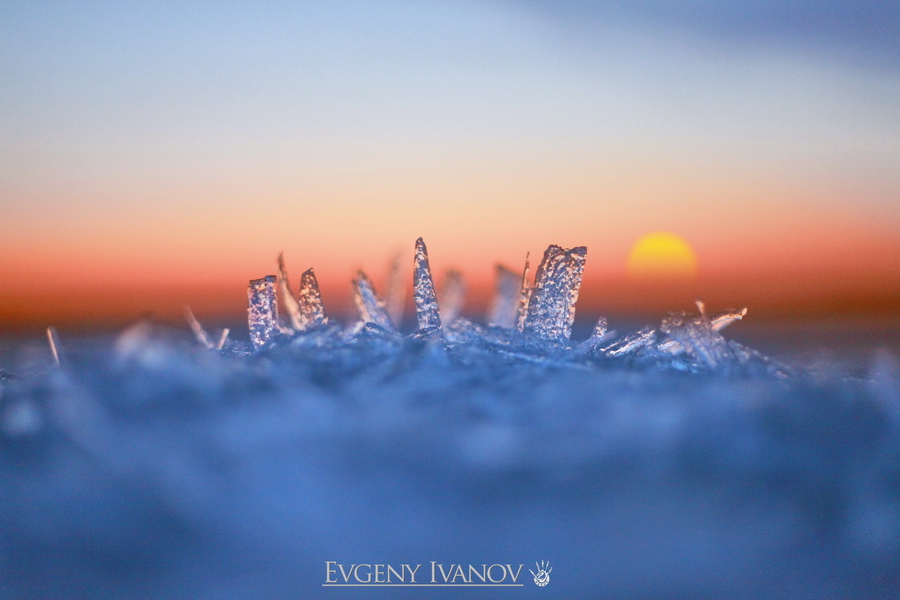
627,232,698,281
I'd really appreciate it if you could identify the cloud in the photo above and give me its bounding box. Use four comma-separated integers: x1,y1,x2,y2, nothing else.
509,0,900,67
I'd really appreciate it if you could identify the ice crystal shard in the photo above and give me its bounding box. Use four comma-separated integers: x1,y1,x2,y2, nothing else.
603,327,657,357
184,307,214,350
385,253,407,327
232,240,774,376
413,237,441,330
514,253,532,334
488,265,520,328
711,307,748,332
248,275,278,350
298,268,328,330
277,253,303,332
46,326,64,367
522,245,587,345
659,301,734,370
577,316,609,355
352,271,396,332
438,269,465,324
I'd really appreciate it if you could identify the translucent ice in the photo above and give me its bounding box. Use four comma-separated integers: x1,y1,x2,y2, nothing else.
384,252,407,327
46,326,64,366
184,307,215,350
711,307,748,331
487,265,520,328
438,269,466,324
413,237,441,330
514,253,532,334
522,245,587,345
658,301,735,370
576,316,609,355
352,271,397,332
248,275,278,350
603,326,657,357
297,268,328,330
276,253,303,332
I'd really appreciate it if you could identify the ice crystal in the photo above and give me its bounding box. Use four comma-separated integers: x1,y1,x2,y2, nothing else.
438,269,466,324
711,307,748,331
352,271,396,332
384,252,407,327
184,307,215,350
297,268,328,330
522,245,587,345
487,265,521,328
227,238,799,381
247,275,277,350
658,301,735,371
236,240,783,378
514,253,532,334
276,253,303,332
184,308,229,350
603,326,657,358
46,326,64,367
576,316,609,355
413,237,441,330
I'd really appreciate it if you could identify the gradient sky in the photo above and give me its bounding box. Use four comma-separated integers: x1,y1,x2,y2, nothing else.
1,1,899,327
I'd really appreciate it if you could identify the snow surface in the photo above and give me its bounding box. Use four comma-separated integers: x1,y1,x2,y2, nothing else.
1,317,899,599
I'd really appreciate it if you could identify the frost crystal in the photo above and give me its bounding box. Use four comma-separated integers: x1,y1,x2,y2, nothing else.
438,269,466,324
522,245,587,345
184,307,214,350
603,326,657,357
234,242,778,377
248,275,278,350
297,268,328,330
711,307,748,332
384,253,407,327
277,253,303,332
46,326,64,367
577,316,609,355
487,265,521,328
413,237,441,330
514,253,532,334
352,271,396,332
659,301,734,370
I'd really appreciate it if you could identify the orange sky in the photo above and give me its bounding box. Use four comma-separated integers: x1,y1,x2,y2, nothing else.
2,2,899,333
3,159,899,333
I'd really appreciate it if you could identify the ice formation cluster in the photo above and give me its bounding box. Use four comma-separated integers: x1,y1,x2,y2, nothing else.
1,239,899,599
222,238,785,378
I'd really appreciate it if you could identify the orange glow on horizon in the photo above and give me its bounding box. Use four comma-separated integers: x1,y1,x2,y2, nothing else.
3,158,900,331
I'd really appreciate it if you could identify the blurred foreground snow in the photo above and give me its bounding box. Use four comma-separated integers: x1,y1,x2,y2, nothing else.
1,320,898,599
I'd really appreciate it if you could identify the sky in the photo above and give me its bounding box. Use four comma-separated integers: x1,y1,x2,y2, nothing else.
1,0,899,330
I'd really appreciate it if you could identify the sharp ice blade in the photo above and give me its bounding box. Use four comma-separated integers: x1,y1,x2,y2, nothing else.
248,275,278,351
514,253,532,335
184,307,214,350
438,269,465,324
298,267,329,330
522,245,587,345
276,253,303,332
385,252,407,327
352,271,397,332
488,265,520,329
413,238,441,330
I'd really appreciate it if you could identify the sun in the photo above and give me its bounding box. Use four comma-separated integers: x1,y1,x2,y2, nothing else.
627,232,698,281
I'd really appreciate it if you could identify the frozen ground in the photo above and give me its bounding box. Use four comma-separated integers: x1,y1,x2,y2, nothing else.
1,246,899,599
1,317,898,600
